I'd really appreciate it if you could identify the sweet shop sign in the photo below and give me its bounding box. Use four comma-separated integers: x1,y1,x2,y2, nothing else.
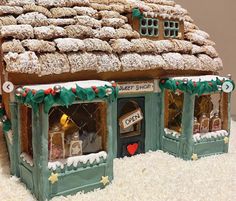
119,108,143,129
118,81,154,94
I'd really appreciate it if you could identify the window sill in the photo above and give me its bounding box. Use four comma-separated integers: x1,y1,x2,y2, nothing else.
164,128,181,141
48,151,107,171
193,130,229,143
20,152,34,167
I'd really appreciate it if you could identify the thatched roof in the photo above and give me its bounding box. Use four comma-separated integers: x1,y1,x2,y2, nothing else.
0,0,223,77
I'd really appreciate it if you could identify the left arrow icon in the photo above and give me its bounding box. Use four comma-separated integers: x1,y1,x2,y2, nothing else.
2,81,14,93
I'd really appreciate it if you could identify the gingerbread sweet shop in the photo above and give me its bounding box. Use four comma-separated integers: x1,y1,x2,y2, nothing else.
0,0,234,200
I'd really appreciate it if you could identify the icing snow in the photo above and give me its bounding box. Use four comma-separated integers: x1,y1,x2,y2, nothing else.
48,151,107,171
164,128,180,139
170,75,229,82
23,80,112,91
20,153,33,167
193,130,229,142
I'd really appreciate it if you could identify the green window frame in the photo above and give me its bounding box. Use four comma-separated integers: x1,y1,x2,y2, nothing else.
164,21,179,38
139,17,159,37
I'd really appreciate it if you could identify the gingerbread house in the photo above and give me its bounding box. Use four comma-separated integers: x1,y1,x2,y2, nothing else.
0,0,234,200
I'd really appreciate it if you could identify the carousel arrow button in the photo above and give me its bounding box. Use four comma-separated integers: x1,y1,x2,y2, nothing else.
222,81,233,93
2,81,14,93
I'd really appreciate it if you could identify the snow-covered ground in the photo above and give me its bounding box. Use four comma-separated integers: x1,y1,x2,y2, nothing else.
0,121,236,201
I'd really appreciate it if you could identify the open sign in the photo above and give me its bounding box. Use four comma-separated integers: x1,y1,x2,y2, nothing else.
119,108,143,129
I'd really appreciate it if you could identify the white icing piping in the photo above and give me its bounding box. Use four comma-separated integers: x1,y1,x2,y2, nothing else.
23,80,112,91
48,151,107,171
193,130,229,142
20,153,33,167
169,75,229,82
164,128,180,139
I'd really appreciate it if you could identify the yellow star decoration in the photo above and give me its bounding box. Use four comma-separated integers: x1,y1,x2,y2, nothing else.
100,176,109,186
224,137,229,144
191,153,198,161
48,172,59,184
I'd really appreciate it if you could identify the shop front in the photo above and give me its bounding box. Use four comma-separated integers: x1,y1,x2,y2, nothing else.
159,75,234,160
9,80,118,201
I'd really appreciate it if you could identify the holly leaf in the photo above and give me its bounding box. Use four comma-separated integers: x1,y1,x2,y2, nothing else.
32,90,45,103
76,85,87,100
86,88,96,101
187,80,194,94
44,94,55,113
97,87,106,98
60,87,76,107
3,120,11,132
132,8,143,19
25,91,33,105
198,83,206,96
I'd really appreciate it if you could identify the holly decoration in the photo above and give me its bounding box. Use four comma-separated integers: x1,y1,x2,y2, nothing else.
159,77,235,96
0,107,11,133
15,84,119,113
132,7,144,19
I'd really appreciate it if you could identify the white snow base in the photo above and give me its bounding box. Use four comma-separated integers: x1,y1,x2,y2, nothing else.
193,130,229,142
48,151,107,171
20,153,33,167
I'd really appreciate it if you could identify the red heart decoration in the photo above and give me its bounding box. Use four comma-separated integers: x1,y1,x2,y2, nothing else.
127,143,139,156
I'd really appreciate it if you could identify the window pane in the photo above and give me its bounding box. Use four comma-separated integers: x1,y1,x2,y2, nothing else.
165,90,184,134
194,93,224,134
20,105,33,165
119,100,143,137
48,102,107,161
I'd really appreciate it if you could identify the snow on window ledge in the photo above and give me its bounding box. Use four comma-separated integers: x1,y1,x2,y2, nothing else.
20,153,33,167
48,151,107,171
164,128,181,139
193,130,229,143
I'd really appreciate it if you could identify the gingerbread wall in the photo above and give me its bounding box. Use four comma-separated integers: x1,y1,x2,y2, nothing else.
176,0,236,117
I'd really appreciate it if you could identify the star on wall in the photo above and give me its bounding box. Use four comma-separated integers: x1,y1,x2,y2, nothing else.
100,176,109,186
48,172,59,184
191,153,198,161
224,137,229,144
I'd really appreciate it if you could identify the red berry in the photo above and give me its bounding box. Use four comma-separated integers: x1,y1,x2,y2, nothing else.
25,88,30,93
22,92,27,97
32,90,37,94
95,88,99,93
193,82,197,87
161,80,165,84
208,82,213,86
72,88,76,93
112,83,117,87
51,90,56,96
44,88,52,95
176,81,179,86
92,86,97,91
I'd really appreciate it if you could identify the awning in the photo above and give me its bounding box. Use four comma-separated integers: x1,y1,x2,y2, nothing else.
15,80,118,113
159,75,235,95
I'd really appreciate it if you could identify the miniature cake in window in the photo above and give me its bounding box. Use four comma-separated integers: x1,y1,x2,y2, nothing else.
0,0,234,200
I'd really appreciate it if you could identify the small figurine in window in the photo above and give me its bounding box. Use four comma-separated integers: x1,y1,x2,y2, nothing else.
210,113,222,132
69,131,83,157
193,117,200,134
199,113,210,133
48,124,65,161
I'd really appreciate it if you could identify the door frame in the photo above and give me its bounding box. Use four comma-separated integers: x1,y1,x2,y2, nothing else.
112,93,161,158
117,97,146,157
